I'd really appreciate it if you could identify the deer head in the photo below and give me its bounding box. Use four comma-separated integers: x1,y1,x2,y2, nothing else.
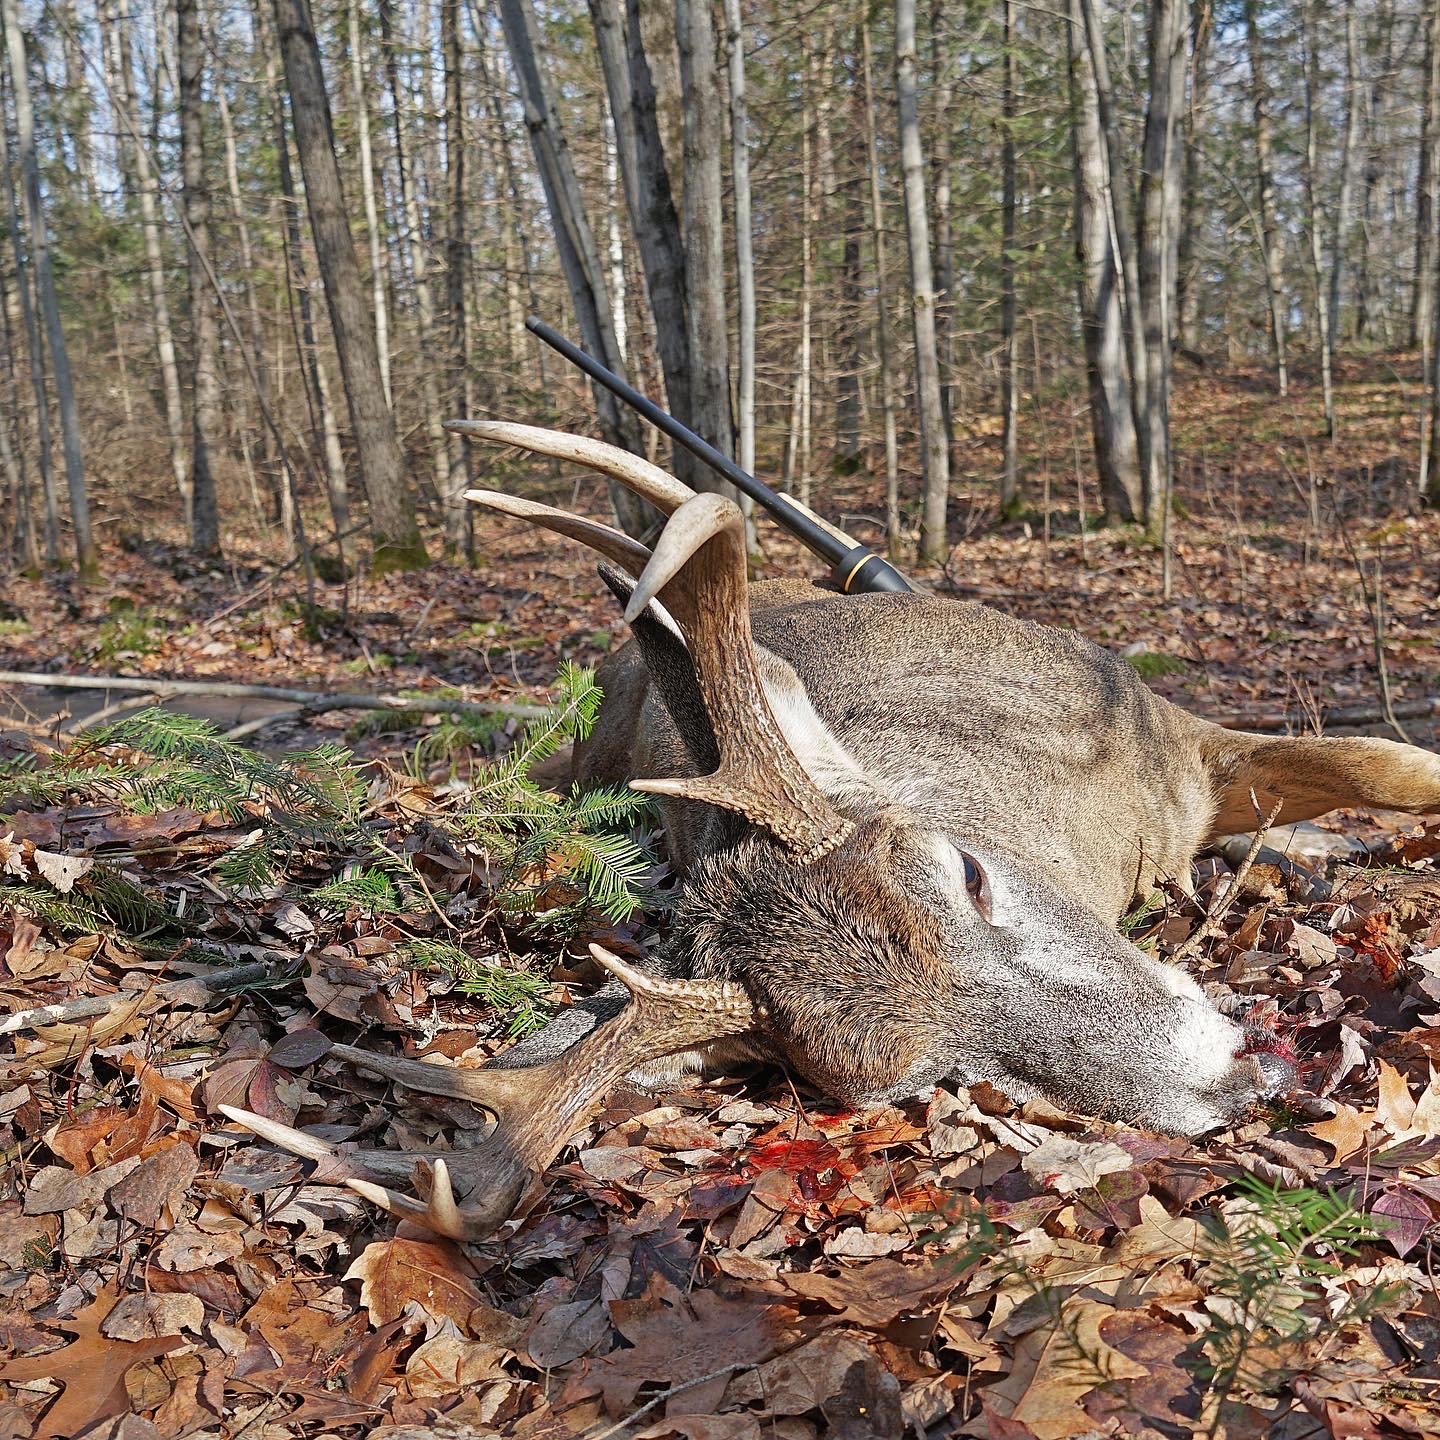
225,423,1298,1240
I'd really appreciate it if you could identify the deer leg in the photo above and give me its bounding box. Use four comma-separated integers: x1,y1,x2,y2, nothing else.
1202,731,1440,838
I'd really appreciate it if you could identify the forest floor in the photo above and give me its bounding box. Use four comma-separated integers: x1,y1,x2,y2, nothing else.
0,355,1439,1439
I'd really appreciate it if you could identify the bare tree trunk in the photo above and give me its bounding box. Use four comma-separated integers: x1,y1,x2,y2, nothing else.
1302,0,1335,440
272,0,427,571
860,22,901,558
379,0,450,519
1078,0,1145,426
1412,1,1440,356
472,6,535,379
0,255,29,567
349,0,391,407
0,58,58,563
2,0,95,578
1329,7,1362,343
722,0,754,478
1067,0,1142,522
896,0,949,563
1136,0,1186,530
588,0,697,495
1356,0,1396,345
930,0,955,459
1175,0,1212,354
798,30,814,508
999,0,1019,512
496,0,654,537
214,75,271,483
101,0,188,518
674,0,736,475
442,0,472,561
1243,0,1287,395
263,22,349,552
177,0,222,554
835,171,863,470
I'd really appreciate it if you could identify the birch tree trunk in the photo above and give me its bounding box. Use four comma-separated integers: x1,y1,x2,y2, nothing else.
2,0,96,578
1412,1,1440,356
722,0,754,478
1067,0,1141,522
0,60,59,563
1175,0,1212,355
442,0,472,561
1136,0,1186,530
1329,7,1362,343
272,0,427,571
177,0,222,554
1243,0,1287,395
860,21,901,557
102,0,188,517
349,0,391,407
999,0,1019,512
380,0,450,518
1302,0,1335,439
896,0,949,563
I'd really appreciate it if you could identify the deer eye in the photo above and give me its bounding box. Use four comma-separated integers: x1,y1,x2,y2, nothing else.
961,852,992,921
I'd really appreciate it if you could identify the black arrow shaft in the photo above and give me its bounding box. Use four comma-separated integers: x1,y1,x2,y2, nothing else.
525,316,913,595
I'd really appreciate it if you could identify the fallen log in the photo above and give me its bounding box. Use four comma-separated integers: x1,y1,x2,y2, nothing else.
0,670,549,726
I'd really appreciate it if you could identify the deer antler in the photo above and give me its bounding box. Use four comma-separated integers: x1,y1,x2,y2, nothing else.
460,424,854,862
220,945,759,1241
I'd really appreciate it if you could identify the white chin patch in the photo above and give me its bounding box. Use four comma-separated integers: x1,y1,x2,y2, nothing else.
1168,996,1246,1094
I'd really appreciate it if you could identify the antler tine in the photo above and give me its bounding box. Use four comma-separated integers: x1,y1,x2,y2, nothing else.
220,955,762,1242
448,420,693,513
624,493,855,862
465,490,652,577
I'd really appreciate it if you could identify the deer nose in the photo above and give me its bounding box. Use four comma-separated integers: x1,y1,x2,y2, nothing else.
1251,1049,1295,1096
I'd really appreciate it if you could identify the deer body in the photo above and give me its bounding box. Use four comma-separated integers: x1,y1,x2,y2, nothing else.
226,423,1440,1240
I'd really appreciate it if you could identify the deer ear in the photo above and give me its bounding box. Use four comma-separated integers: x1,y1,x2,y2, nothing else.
1202,729,1440,837
598,564,718,774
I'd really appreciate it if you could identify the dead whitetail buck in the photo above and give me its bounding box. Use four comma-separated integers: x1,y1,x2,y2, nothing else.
224,423,1440,1240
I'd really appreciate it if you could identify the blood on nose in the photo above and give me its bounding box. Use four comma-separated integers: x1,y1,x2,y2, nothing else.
1237,1024,1298,1095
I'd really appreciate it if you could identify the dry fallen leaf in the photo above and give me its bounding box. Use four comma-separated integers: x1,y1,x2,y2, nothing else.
986,1298,1148,1439
1021,1134,1135,1195
344,1236,488,1331
0,1286,184,1440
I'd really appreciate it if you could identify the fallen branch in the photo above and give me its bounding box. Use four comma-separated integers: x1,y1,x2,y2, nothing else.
1208,695,1440,733
0,958,296,1036
0,671,549,724
1174,797,1284,962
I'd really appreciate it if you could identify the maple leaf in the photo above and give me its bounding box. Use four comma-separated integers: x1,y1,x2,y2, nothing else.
0,1285,184,1440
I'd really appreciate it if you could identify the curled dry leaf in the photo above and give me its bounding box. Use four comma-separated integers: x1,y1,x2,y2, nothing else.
1021,1134,1135,1195
344,1236,488,1331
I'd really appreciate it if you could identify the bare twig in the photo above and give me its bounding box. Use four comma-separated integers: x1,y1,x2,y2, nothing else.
0,958,295,1036
581,1362,756,1440
1175,796,1284,961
